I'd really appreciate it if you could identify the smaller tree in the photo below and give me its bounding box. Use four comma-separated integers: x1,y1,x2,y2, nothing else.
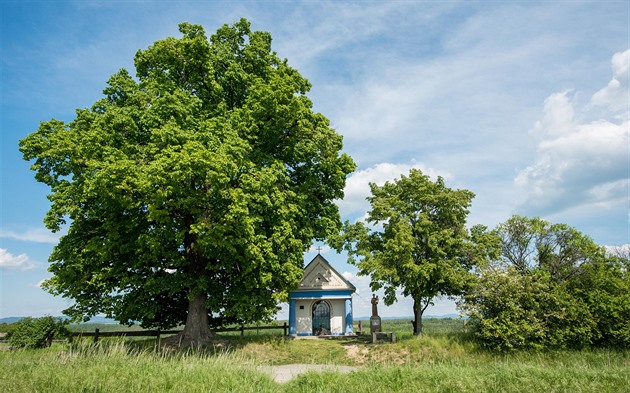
9,316,70,349
494,215,600,281
335,169,491,336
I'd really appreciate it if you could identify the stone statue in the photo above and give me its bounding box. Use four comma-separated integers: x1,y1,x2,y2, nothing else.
371,294,379,317
370,294,382,334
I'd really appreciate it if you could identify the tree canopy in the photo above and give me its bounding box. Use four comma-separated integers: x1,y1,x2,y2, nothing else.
461,216,630,350
335,169,490,336
19,19,355,345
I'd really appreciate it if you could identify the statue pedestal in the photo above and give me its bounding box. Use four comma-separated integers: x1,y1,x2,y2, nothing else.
370,316,382,334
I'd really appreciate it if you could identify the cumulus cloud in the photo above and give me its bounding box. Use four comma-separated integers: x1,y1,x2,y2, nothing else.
339,161,445,219
0,248,35,270
591,49,629,117
0,227,62,244
515,50,629,215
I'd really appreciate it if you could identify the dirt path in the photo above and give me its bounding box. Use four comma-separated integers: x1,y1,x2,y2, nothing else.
257,364,358,383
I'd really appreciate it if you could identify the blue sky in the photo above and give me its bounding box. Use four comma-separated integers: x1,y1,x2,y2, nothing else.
1,1,628,320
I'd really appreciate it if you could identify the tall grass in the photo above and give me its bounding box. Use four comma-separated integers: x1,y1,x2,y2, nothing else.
287,357,630,393
1,340,276,392
2,320,629,392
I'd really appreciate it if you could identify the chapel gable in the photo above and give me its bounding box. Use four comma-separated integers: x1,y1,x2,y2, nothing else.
297,254,356,291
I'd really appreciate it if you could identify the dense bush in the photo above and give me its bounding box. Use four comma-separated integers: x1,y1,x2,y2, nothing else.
462,268,598,350
461,216,630,351
9,316,70,349
572,256,630,347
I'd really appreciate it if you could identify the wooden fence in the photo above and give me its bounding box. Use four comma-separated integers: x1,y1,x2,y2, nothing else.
74,323,288,343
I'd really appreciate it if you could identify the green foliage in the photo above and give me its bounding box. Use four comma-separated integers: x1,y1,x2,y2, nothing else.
462,216,630,350
19,19,354,333
462,267,596,351
8,316,70,349
572,255,630,347
335,169,493,335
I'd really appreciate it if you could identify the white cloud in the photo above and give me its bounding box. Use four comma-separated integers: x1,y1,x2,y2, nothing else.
515,50,629,216
530,92,576,139
591,49,629,117
0,248,35,271
0,228,62,244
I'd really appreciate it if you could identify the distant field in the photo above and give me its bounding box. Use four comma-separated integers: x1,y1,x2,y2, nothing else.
64,317,462,335
2,319,628,392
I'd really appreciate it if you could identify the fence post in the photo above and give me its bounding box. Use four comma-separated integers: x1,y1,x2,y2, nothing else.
156,329,161,347
240,325,244,337
94,328,100,344
283,322,287,336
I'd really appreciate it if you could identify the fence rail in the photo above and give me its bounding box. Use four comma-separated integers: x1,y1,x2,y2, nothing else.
73,323,288,343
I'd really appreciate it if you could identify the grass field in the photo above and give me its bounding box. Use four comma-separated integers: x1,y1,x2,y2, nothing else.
2,319,628,392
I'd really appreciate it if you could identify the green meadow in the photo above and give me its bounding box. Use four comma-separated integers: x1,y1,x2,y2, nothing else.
2,319,628,392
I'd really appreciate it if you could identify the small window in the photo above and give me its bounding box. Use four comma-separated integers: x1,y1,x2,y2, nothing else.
299,305,304,310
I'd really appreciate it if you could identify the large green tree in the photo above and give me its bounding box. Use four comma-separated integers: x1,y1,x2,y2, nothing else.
19,20,355,346
336,169,490,336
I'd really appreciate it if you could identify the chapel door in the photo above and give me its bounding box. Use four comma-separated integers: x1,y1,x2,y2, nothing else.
312,301,330,335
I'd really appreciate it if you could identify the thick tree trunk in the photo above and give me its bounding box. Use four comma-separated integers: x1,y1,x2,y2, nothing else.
169,221,215,347
413,299,424,337
167,292,215,347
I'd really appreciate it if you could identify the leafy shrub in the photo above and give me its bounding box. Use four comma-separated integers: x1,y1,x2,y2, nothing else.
462,267,548,351
9,316,70,349
461,216,630,351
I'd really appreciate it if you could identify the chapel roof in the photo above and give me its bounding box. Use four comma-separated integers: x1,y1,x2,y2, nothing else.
296,254,356,292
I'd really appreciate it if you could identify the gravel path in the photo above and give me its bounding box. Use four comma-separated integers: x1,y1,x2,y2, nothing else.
258,364,358,383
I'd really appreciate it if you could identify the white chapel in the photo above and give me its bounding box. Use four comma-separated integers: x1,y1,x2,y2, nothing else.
288,254,356,336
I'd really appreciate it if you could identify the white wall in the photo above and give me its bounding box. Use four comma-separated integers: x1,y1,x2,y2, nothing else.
329,299,345,335
295,299,311,334
294,298,347,335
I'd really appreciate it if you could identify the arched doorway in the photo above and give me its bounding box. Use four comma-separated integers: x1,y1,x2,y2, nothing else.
312,301,330,335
